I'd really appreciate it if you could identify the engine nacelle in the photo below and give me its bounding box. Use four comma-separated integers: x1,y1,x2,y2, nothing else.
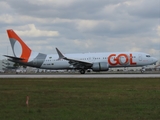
92,62,109,72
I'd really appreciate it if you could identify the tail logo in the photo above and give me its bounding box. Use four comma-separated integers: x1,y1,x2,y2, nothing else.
12,39,22,57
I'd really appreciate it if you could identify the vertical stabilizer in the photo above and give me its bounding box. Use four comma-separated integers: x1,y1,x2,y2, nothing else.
7,29,31,62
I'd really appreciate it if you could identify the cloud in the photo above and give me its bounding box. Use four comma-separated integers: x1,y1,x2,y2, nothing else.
0,0,159,59
157,26,160,36
0,14,14,24
14,24,59,37
127,0,159,18
76,20,99,32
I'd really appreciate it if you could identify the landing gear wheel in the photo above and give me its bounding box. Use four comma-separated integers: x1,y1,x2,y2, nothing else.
140,69,145,73
80,69,85,74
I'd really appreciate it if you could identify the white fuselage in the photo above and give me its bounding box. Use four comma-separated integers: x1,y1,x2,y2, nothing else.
36,52,157,70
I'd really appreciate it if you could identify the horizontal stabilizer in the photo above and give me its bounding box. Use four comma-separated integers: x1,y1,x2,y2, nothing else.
3,55,25,60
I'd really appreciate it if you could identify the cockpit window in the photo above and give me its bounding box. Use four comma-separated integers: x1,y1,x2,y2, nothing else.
146,55,150,57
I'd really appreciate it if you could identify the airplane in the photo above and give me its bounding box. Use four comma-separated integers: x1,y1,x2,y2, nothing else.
4,29,158,74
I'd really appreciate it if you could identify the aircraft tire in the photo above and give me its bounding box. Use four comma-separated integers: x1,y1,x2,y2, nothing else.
140,69,145,73
80,69,85,74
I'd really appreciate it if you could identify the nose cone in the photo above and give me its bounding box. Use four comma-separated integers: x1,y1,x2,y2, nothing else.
152,57,158,65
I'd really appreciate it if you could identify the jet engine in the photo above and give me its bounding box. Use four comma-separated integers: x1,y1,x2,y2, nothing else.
92,62,109,72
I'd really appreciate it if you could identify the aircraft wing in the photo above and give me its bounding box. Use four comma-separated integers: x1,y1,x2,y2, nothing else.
56,48,92,68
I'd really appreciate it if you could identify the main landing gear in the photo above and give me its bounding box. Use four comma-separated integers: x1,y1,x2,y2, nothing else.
79,69,85,74
140,67,145,73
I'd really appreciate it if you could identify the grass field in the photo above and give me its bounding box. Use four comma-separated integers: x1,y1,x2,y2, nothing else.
0,78,160,120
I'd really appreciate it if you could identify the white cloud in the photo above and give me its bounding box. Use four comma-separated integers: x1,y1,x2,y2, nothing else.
76,20,99,32
73,39,94,49
157,26,160,36
102,3,121,14
0,1,10,10
149,48,158,55
15,24,59,37
129,47,141,52
0,14,14,23
28,0,75,7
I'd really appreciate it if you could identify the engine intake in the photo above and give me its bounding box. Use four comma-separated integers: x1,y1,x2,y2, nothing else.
92,62,109,72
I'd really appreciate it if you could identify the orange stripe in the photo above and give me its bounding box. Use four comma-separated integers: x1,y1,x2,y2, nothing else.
7,30,31,62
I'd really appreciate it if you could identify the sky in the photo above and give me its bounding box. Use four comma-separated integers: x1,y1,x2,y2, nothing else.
0,0,160,60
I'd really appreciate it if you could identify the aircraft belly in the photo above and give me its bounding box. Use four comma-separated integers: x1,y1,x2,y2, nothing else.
41,61,70,69
53,62,69,69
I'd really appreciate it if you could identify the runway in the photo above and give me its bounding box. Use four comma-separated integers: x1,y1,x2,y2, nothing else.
0,74,160,78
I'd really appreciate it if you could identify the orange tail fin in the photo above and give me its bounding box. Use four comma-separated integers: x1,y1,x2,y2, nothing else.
7,29,31,62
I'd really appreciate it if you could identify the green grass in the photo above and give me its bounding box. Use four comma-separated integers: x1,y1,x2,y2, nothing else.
0,78,160,120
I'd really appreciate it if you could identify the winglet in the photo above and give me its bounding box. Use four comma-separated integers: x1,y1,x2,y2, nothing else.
56,48,66,60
